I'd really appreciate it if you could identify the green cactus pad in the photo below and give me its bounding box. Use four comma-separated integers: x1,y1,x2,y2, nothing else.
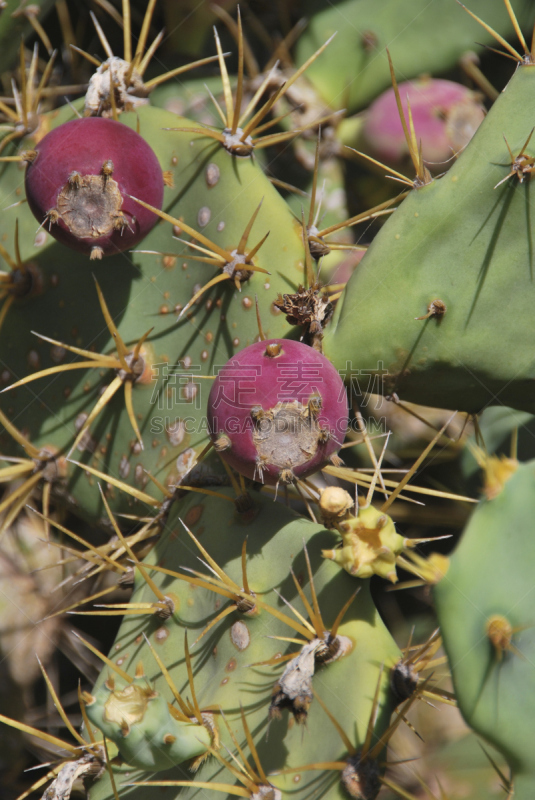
324,64,535,415
85,675,211,771
296,0,533,112
0,103,305,522
86,488,401,799
434,459,535,798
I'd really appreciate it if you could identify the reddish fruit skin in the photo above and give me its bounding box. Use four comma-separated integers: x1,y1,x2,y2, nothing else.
25,117,163,257
207,339,348,485
363,78,485,165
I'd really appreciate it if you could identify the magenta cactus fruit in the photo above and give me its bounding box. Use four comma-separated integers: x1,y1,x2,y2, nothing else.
362,78,485,166
207,339,348,485
24,117,164,259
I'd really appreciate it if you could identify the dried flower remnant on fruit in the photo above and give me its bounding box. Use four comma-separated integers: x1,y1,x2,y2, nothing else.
207,339,348,485
56,170,125,253
252,400,331,482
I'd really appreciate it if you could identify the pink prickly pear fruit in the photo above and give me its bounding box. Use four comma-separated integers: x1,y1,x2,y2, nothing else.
362,78,485,166
207,339,348,486
24,117,164,260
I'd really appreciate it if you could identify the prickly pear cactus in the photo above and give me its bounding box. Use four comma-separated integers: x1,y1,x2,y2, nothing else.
0,2,534,800
0,101,305,521
295,0,533,111
86,489,401,800
324,62,535,415
435,458,535,799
